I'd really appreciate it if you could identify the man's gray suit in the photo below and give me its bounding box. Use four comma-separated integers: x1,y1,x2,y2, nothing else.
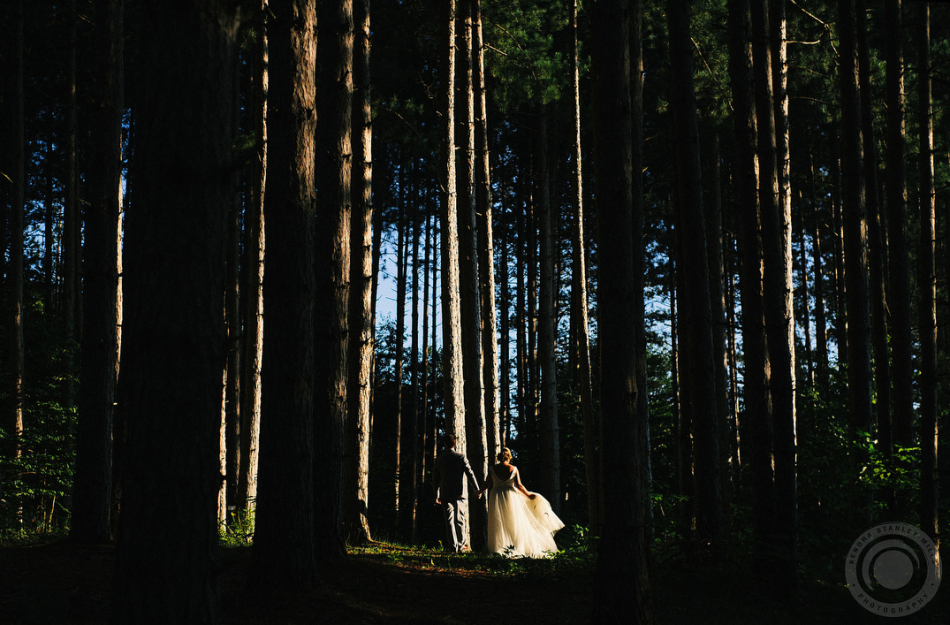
434,447,480,552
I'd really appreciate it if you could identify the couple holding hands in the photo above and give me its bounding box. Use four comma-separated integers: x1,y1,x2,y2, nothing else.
433,435,564,558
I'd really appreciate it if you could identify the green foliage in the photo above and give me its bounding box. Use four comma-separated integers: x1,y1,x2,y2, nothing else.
219,504,256,548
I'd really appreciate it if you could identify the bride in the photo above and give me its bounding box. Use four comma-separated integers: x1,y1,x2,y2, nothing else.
476,447,564,558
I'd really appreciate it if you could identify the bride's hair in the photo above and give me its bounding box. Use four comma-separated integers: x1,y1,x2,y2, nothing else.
497,448,512,462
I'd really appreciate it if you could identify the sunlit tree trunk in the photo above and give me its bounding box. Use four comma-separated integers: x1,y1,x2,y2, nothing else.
917,1,938,544
72,0,123,545
440,0,467,463
752,0,796,590
238,4,266,514
457,0,488,550
473,0,500,465
344,0,374,546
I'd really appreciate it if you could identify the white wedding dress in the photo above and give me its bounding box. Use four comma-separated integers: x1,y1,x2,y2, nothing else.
486,465,564,558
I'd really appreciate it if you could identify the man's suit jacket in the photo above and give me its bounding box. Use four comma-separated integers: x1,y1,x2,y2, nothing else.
434,448,479,501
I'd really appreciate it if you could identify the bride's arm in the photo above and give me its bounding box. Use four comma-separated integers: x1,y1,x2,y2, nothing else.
513,468,536,499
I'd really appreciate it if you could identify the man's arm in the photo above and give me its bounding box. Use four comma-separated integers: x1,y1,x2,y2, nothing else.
463,456,480,492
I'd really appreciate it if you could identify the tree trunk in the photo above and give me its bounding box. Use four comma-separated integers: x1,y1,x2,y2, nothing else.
394,172,406,526
590,0,654,621
249,0,317,591
838,0,874,519
917,0,938,543
728,0,775,580
8,0,25,464
457,0,488,550
570,0,599,536
667,0,721,541
344,0,374,546
537,107,560,512
238,4,266,514
409,189,421,541
439,0,468,474
884,0,913,452
473,0,500,467
856,0,890,459
72,0,123,545
314,0,353,561
114,2,242,619
751,0,797,590
809,153,828,381
64,0,80,416
706,134,732,517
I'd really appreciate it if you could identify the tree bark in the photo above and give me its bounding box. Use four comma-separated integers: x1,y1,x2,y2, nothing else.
728,0,774,580
314,0,353,561
344,0,374,546
238,4,266,514
751,0,797,590
439,0,468,471
917,0,938,543
569,0,600,537
667,0,721,541
250,0,317,591
8,0,25,464
72,0,123,545
838,0,874,517
473,0,500,466
114,2,242,619
884,0,913,452
537,107,560,513
590,0,654,621
457,0,488,550
856,0,890,458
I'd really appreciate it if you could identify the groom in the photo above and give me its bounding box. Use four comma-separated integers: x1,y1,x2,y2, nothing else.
433,434,481,553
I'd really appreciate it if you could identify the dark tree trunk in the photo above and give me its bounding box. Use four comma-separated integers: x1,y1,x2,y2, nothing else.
856,0,890,459
667,0,721,541
884,0,913,452
728,0,775,580
537,107,560,512
706,134,732,517
72,0,123,545
8,0,25,464
114,2,242,620
809,153,828,381
590,0,654,621
570,0,600,536
838,0,874,519
250,0,318,591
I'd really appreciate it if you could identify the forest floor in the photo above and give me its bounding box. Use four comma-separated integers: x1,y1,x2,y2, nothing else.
1,538,948,624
